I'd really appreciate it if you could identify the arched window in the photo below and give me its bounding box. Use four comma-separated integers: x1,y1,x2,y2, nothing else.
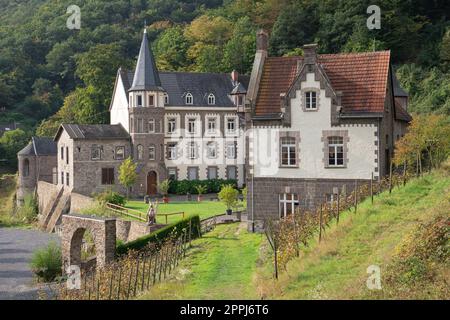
23,159,29,177
185,93,193,105
137,145,144,160
164,93,169,105
207,93,215,105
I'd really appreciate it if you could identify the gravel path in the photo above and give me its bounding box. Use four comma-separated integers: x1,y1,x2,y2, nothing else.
0,227,60,300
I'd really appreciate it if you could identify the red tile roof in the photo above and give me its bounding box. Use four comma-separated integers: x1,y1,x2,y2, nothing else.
254,51,392,116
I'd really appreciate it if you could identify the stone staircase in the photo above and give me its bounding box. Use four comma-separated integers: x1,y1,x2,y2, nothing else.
46,193,71,233
38,186,64,230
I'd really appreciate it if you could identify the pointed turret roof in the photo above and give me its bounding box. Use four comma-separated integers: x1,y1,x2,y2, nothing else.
129,29,163,92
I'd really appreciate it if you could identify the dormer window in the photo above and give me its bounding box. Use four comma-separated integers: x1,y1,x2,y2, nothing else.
185,93,193,105
237,95,244,106
305,91,317,110
136,95,143,107
208,93,215,105
148,94,155,107
164,93,169,105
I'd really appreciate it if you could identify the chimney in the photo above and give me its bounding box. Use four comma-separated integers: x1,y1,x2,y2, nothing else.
303,44,318,64
256,29,269,52
231,70,239,83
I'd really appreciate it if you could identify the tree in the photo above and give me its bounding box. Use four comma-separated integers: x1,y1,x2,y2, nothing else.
118,157,137,198
154,26,191,71
218,184,239,213
0,129,30,167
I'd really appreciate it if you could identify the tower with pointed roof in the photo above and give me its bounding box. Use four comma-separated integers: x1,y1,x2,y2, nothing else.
128,28,167,195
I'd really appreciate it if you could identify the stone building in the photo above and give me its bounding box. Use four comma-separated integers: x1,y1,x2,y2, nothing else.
244,31,411,231
16,137,57,204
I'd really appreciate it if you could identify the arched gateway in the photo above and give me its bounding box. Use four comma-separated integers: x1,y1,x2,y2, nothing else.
61,214,116,272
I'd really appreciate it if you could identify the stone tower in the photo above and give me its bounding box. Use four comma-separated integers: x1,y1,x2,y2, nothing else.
128,29,167,196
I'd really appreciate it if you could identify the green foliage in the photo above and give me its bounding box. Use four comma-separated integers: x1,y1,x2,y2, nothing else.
218,184,239,210
158,179,170,196
168,179,237,195
0,129,30,167
30,241,62,282
194,184,207,195
118,157,137,198
16,193,39,223
116,215,201,255
94,189,126,206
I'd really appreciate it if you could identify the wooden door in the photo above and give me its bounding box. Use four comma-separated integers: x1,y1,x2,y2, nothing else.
147,171,157,195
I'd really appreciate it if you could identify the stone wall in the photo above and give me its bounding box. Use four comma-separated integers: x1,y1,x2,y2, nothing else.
36,181,60,214
116,219,165,242
70,192,95,214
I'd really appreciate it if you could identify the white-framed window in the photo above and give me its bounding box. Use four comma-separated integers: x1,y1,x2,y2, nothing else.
280,137,296,166
227,117,237,133
164,93,169,105
188,118,196,134
167,118,176,133
137,144,144,160
136,95,143,107
206,142,217,159
187,167,198,180
188,142,197,159
185,93,193,105
207,117,217,134
148,119,155,133
148,145,155,160
305,91,317,109
167,143,177,160
148,94,155,107
207,167,217,180
226,142,236,159
279,193,299,218
237,95,244,106
226,166,237,180
168,168,177,181
115,146,125,160
328,136,344,166
207,93,215,105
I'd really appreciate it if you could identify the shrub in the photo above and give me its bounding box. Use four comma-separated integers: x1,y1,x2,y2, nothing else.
16,193,38,223
218,184,239,210
194,184,207,195
158,179,170,196
94,189,126,206
168,179,237,195
30,241,62,282
116,215,201,255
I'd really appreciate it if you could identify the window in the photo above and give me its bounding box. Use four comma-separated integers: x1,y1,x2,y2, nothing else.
281,137,296,166
168,168,177,181
187,167,198,181
164,93,169,105
188,118,196,134
91,146,101,160
61,171,64,185
137,118,144,133
167,143,177,160
305,91,317,109
226,142,236,159
207,118,216,134
23,159,29,177
167,118,176,133
207,93,215,105
66,147,69,164
328,136,344,166
101,168,114,185
148,94,155,107
208,167,217,180
279,194,299,217
137,145,144,160
185,93,193,105
237,95,244,106
66,172,69,186
149,145,155,160
115,146,125,160
188,142,197,159
148,119,155,133
226,166,237,180
61,146,64,160
136,95,143,107
227,117,236,133
206,142,217,159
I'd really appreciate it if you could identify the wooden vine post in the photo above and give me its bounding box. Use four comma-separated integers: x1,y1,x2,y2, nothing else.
354,179,358,213
389,160,393,194
336,192,340,225
319,204,323,243
370,172,374,204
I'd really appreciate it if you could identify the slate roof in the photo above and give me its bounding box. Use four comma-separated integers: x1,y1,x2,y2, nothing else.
18,137,57,156
254,51,403,116
394,98,413,122
129,29,163,91
120,70,249,108
55,124,130,141
393,72,409,97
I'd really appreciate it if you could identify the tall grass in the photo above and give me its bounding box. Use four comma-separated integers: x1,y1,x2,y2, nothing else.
30,241,62,282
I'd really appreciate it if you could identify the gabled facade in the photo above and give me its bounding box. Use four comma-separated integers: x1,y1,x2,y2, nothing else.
245,31,411,231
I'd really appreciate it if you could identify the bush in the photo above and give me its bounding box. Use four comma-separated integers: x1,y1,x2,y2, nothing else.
168,179,237,195
94,189,126,206
116,215,201,255
16,193,38,223
218,184,239,210
30,241,62,282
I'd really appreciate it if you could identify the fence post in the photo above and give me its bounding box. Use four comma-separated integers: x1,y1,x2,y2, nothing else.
389,160,393,194
146,254,153,289
354,180,358,213
158,247,164,281
319,204,323,243
336,192,340,225
126,263,133,300
188,220,192,248
403,161,407,186
108,269,114,300
370,172,374,204
141,255,147,292
153,253,158,285
133,256,140,296
116,266,122,300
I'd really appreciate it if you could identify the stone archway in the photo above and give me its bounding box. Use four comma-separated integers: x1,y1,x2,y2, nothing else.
61,215,116,272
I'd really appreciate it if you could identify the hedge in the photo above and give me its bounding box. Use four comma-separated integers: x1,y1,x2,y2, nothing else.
116,215,201,255
168,179,237,195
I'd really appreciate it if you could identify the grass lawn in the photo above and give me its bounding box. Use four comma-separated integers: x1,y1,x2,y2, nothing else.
138,222,265,300
255,170,450,299
126,200,228,224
